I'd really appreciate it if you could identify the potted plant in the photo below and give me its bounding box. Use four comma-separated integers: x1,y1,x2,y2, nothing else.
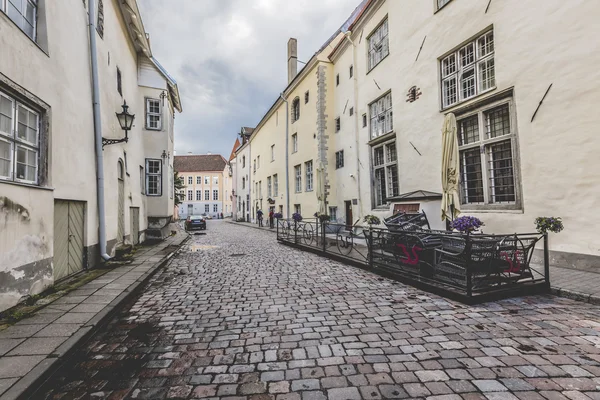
273,212,283,219
450,216,485,234
363,215,381,229
314,212,331,224
535,217,564,234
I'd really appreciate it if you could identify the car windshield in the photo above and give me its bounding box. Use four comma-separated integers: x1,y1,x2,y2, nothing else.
190,216,203,221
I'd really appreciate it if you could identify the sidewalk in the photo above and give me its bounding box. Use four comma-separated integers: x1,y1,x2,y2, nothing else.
0,226,189,400
229,219,277,233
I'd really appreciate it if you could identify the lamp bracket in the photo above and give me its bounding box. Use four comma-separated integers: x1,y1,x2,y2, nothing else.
102,137,129,149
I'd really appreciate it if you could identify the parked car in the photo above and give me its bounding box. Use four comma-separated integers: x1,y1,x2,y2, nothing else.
185,215,206,231
201,213,213,220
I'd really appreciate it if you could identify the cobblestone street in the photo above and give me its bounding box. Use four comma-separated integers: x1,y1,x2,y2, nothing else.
40,221,600,400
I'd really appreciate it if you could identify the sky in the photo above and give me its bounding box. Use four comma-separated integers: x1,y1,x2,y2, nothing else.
137,0,363,159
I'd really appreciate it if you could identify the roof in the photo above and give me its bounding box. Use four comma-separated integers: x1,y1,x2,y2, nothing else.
228,139,241,161
174,155,227,173
386,190,443,202
150,57,183,113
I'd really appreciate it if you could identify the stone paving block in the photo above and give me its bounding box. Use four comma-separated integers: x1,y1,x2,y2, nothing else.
6,336,67,356
0,355,45,379
327,387,361,400
33,323,82,337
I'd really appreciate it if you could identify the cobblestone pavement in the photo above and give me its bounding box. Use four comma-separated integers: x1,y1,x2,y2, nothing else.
39,220,600,400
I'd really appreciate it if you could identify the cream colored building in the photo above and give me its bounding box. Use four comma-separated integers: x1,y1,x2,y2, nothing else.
235,0,600,268
0,0,181,311
175,154,228,219
233,127,253,222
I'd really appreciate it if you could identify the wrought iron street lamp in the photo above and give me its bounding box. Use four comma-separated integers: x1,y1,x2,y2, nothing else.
103,100,135,148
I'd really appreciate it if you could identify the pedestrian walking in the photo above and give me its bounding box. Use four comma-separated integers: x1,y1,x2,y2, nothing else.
257,209,264,227
269,209,274,228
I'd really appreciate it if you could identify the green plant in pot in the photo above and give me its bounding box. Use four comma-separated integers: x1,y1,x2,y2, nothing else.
363,215,381,229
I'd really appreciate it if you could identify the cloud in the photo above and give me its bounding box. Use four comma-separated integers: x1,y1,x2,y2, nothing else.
138,0,361,157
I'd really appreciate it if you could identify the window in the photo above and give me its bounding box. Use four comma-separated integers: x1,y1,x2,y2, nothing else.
336,74,340,86
294,165,302,193
349,65,353,78
291,97,300,123
273,174,278,196
187,190,193,201
242,177,245,189
196,190,202,201
259,181,262,198
267,176,272,197
441,30,495,109
329,206,337,221
242,156,246,168
1,0,37,40
204,190,209,200
205,204,210,213
458,100,518,206
145,159,162,196
271,145,275,161
335,117,341,133
205,176,209,185
292,134,298,153
372,141,398,206
437,0,452,10
253,159,256,173
362,114,367,128
146,98,162,130
139,166,144,194
214,204,218,213
97,0,104,38
256,156,260,169
214,176,218,185
294,204,301,215
117,68,122,96
335,151,344,169
369,92,393,139
197,176,201,185
349,107,354,117
188,176,193,185
213,190,218,200
0,91,40,184
305,160,313,191
305,91,309,104
368,18,389,71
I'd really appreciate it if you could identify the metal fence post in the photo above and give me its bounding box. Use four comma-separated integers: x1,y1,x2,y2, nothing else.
294,220,298,244
322,221,326,253
368,229,374,268
465,235,472,298
544,233,550,289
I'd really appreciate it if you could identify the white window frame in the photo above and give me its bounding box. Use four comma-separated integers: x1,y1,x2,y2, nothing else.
369,92,393,140
1,0,37,40
146,98,162,130
371,140,398,207
273,174,278,196
329,206,337,221
204,189,210,200
335,150,344,169
197,176,201,185
213,204,218,213
145,159,162,196
267,176,272,197
291,97,300,123
214,176,218,185
196,190,202,201
187,190,192,201
367,18,389,71
188,176,193,185
205,204,210,213
213,189,218,200
457,97,520,209
294,164,302,193
440,30,495,109
292,134,298,153
305,160,313,192
205,176,209,185
271,145,275,161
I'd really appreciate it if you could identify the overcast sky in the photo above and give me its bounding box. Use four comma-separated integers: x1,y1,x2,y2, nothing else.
137,0,362,159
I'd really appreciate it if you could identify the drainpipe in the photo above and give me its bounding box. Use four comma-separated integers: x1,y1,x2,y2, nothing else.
88,0,111,261
279,93,290,219
343,31,363,220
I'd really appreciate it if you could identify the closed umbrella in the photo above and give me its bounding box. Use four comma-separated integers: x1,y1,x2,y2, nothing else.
441,113,461,221
316,162,327,215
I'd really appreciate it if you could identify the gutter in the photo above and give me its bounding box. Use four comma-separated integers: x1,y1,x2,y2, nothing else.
280,93,290,219
88,0,111,261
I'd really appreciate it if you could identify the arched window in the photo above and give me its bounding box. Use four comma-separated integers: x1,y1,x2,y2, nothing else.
118,160,124,180
291,97,300,123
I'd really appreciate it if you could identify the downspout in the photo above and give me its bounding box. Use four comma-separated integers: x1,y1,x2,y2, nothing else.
280,94,290,218
343,31,363,219
88,0,111,261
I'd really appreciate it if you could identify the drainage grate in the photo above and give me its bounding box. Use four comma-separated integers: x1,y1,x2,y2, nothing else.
230,253,246,257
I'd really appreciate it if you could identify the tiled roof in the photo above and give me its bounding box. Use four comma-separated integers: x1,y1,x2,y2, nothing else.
229,139,241,161
174,154,227,172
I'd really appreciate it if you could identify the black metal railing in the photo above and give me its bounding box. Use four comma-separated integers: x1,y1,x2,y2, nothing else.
276,218,550,304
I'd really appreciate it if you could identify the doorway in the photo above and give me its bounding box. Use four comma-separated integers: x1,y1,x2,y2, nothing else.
53,200,85,281
130,207,140,245
345,200,353,231
187,204,193,217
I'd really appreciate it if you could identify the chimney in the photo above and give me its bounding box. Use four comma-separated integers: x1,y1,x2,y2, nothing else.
287,38,298,84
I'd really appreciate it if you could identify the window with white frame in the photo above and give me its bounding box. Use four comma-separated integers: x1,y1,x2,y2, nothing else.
273,174,278,196
368,18,389,71
145,159,162,196
205,204,209,213
213,204,218,213
294,204,301,215
242,156,245,168
292,134,298,153
305,160,313,191
139,166,144,194
441,30,495,109
372,140,398,207
1,0,37,40
146,98,161,130
213,176,218,185
457,99,518,206
197,176,201,185
267,176,272,197
196,190,201,201
294,165,302,193
271,145,275,161
291,97,300,123
329,206,337,221
188,176,192,185
187,190,192,201
97,0,104,38
242,177,245,189
213,189,218,200
335,151,344,169
257,156,260,169
0,91,40,184
204,176,209,185
369,92,393,140
259,181,262,198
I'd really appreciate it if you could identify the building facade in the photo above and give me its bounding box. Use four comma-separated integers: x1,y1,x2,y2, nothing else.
175,154,228,219
0,0,181,312
233,128,253,222
234,0,600,268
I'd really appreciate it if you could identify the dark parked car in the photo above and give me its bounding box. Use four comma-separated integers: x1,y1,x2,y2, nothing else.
185,215,206,231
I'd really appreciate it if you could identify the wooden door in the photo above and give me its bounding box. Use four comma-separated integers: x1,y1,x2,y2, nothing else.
345,201,353,231
53,200,85,281
130,207,140,245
